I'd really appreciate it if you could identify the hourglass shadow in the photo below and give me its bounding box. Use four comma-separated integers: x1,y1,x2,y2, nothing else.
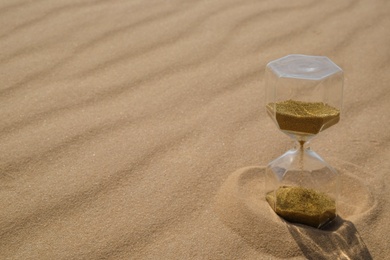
286,216,372,260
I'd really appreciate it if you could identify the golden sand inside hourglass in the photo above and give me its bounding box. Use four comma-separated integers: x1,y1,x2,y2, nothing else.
266,186,336,228
265,99,339,227
266,100,340,135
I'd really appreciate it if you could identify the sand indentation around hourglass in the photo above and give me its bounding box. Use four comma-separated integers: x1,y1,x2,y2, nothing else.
214,159,380,259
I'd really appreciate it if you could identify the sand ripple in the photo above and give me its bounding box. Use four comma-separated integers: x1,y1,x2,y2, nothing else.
0,0,389,258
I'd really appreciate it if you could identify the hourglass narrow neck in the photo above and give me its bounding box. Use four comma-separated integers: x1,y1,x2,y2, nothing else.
294,140,311,151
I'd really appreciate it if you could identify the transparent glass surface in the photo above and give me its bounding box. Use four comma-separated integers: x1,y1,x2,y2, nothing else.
265,142,338,228
265,55,343,139
264,54,343,229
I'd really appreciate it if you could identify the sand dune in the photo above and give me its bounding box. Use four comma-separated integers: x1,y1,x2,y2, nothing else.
1,0,389,259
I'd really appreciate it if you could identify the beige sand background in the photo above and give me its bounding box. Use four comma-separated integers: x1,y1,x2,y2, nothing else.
1,0,389,259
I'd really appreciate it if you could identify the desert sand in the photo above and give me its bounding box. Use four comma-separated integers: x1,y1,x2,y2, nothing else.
0,0,389,259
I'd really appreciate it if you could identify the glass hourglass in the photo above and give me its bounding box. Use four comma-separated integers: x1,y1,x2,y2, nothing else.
264,54,343,229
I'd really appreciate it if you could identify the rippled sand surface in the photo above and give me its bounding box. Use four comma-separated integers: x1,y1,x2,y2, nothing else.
1,0,389,259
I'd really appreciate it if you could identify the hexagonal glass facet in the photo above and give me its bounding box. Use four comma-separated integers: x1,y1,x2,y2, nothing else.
265,54,343,141
264,54,343,229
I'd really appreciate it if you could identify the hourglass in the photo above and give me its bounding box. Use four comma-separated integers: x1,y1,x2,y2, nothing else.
264,54,343,228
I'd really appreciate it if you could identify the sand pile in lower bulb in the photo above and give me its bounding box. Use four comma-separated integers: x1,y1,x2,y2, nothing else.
266,186,336,228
